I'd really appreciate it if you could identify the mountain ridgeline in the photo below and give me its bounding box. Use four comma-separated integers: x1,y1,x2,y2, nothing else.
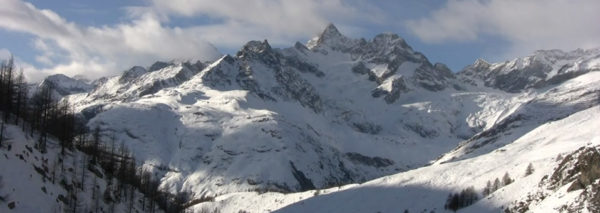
9,24,600,212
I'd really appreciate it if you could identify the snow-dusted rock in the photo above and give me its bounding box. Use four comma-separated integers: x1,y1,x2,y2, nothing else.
459,48,600,92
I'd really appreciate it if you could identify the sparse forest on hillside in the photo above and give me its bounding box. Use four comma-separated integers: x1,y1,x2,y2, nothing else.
0,57,196,212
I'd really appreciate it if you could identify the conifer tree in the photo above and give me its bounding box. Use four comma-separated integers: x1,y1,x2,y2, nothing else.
13,69,27,125
525,163,535,176
492,178,501,191
502,172,513,186
91,126,101,164
0,122,5,148
482,180,492,196
1,56,14,121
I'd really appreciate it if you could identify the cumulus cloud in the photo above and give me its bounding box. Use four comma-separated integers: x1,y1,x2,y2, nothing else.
150,0,384,48
405,0,600,58
0,0,221,82
0,0,385,82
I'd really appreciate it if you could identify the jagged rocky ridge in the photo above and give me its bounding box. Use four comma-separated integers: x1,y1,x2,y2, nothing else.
50,24,600,207
459,49,600,92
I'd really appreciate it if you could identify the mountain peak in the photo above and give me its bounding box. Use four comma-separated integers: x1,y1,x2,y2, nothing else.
237,39,275,62
148,61,174,72
320,23,343,39
473,58,489,67
119,66,147,83
307,23,352,50
40,73,93,97
44,73,71,81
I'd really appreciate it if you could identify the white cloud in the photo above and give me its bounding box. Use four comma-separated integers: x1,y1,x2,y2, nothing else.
0,0,221,82
0,0,384,82
406,0,600,58
149,0,384,48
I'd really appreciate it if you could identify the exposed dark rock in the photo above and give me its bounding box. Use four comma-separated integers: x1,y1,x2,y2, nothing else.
119,66,147,83
352,62,370,75
148,61,173,72
345,152,394,168
282,56,324,77
138,64,200,97
80,104,105,120
405,123,439,138
289,161,315,191
352,122,382,135
273,67,322,112
548,147,600,192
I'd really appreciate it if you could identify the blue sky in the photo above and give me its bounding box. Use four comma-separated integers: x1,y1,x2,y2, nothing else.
1,0,598,82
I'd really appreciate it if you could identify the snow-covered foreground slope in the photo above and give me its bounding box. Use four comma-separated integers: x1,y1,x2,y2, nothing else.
0,123,159,212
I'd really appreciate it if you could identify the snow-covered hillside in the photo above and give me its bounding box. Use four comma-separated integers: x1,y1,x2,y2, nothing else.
0,123,161,212
273,107,600,212
19,23,600,212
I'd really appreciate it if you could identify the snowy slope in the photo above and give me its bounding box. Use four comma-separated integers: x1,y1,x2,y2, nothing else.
438,71,600,164
275,104,600,213
0,123,160,213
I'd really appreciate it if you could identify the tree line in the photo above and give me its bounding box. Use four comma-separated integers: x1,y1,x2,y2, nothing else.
443,164,537,212
0,56,192,212
0,56,76,154
75,129,191,213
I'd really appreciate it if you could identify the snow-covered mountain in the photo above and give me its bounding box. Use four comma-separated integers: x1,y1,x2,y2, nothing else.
65,24,481,197
18,24,600,212
459,48,600,92
42,74,93,96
